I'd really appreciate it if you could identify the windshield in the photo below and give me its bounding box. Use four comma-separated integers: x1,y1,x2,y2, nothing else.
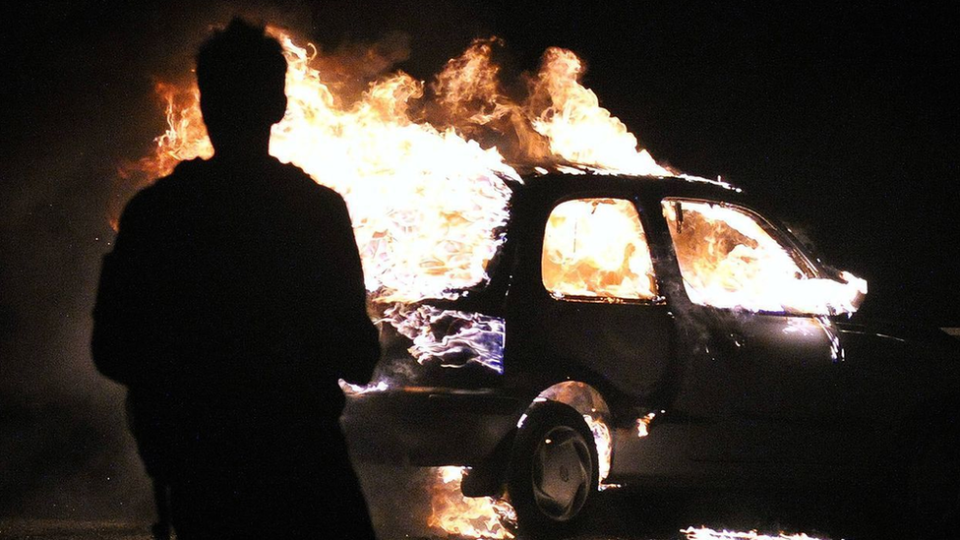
662,199,867,315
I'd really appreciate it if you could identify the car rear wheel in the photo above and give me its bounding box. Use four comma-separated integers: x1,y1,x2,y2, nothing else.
508,401,598,538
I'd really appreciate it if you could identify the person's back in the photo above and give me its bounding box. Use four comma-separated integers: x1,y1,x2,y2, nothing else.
92,19,379,540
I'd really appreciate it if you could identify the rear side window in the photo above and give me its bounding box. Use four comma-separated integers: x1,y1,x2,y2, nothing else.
542,198,658,301
661,199,810,312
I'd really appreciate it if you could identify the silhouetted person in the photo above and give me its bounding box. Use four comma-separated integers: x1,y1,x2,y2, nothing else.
92,18,380,540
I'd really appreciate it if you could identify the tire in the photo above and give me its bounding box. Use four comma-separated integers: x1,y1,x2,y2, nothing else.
905,421,960,538
508,401,599,538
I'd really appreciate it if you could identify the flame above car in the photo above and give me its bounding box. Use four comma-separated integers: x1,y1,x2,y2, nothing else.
130,27,675,304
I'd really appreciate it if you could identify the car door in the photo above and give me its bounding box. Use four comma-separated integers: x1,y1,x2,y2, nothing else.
507,195,676,406
661,198,847,467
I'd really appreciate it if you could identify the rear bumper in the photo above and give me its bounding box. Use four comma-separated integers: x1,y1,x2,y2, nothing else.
341,388,524,466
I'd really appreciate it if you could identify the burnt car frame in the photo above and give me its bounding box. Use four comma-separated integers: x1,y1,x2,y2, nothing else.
343,173,960,536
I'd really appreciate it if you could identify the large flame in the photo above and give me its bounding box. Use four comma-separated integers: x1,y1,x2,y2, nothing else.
133,27,864,313
134,29,673,305
526,48,669,176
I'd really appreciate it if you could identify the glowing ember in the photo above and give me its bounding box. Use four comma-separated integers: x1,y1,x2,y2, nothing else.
428,467,516,539
681,527,829,540
637,412,657,438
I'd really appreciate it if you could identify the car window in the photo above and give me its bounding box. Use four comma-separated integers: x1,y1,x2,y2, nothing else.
661,199,820,313
542,198,658,301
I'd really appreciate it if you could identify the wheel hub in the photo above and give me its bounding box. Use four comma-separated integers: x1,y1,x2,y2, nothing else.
531,425,592,521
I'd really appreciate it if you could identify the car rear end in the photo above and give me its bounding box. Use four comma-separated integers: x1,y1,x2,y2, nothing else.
342,237,526,466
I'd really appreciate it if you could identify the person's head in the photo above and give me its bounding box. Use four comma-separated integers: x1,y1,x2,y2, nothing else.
196,18,287,156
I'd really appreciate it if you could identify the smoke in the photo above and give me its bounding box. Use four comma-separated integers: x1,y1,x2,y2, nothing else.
0,60,157,516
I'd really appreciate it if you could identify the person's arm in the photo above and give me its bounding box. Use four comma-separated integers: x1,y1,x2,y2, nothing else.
91,189,170,387
295,187,382,387
323,193,381,385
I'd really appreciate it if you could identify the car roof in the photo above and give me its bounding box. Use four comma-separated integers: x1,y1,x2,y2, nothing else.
509,172,750,210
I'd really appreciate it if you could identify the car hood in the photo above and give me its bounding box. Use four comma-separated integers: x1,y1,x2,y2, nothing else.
836,315,960,362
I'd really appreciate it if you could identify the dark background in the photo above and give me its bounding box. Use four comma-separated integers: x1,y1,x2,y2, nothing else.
1,0,957,523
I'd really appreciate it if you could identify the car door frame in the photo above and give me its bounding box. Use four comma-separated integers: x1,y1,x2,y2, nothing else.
654,195,849,470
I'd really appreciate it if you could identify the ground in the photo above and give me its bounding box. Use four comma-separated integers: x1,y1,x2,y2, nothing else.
0,477,891,540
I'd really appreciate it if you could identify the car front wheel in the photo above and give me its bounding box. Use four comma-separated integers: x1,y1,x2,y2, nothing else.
508,401,598,538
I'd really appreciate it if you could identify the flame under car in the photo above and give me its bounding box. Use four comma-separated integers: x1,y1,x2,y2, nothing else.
342,173,960,537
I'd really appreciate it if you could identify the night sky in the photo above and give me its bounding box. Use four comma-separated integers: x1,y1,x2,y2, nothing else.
1,0,958,521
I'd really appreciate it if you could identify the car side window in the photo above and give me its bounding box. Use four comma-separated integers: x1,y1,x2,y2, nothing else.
661,199,819,313
542,198,658,301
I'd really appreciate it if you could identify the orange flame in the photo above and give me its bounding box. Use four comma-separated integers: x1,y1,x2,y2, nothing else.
682,527,829,540
428,467,516,539
137,30,523,304
582,414,613,485
527,48,669,176
637,412,657,438
542,198,659,301
131,29,678,304
663,200,867,315
432,38,510,128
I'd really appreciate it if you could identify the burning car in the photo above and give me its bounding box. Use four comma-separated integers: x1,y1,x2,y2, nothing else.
130,27,960,538
342,171,960,537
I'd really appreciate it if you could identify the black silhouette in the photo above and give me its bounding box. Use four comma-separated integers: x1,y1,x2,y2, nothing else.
92,18,380,540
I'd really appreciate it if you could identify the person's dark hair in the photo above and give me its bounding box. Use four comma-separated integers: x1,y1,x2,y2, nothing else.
196,18,287,132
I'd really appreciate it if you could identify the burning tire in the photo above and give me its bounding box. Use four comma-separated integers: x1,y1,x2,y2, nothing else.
508,401,598,538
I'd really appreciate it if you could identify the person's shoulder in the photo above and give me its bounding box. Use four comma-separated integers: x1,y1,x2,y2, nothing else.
119,159,207,228
138,159,206,198
273,160,345,205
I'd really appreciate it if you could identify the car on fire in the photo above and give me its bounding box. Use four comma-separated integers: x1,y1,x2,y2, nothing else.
342,172,960,537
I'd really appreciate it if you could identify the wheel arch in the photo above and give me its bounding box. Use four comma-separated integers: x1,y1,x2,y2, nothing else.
526,381,614,485
463,380,615,497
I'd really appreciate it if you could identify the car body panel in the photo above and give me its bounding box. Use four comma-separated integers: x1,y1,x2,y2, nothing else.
344,389,524,466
